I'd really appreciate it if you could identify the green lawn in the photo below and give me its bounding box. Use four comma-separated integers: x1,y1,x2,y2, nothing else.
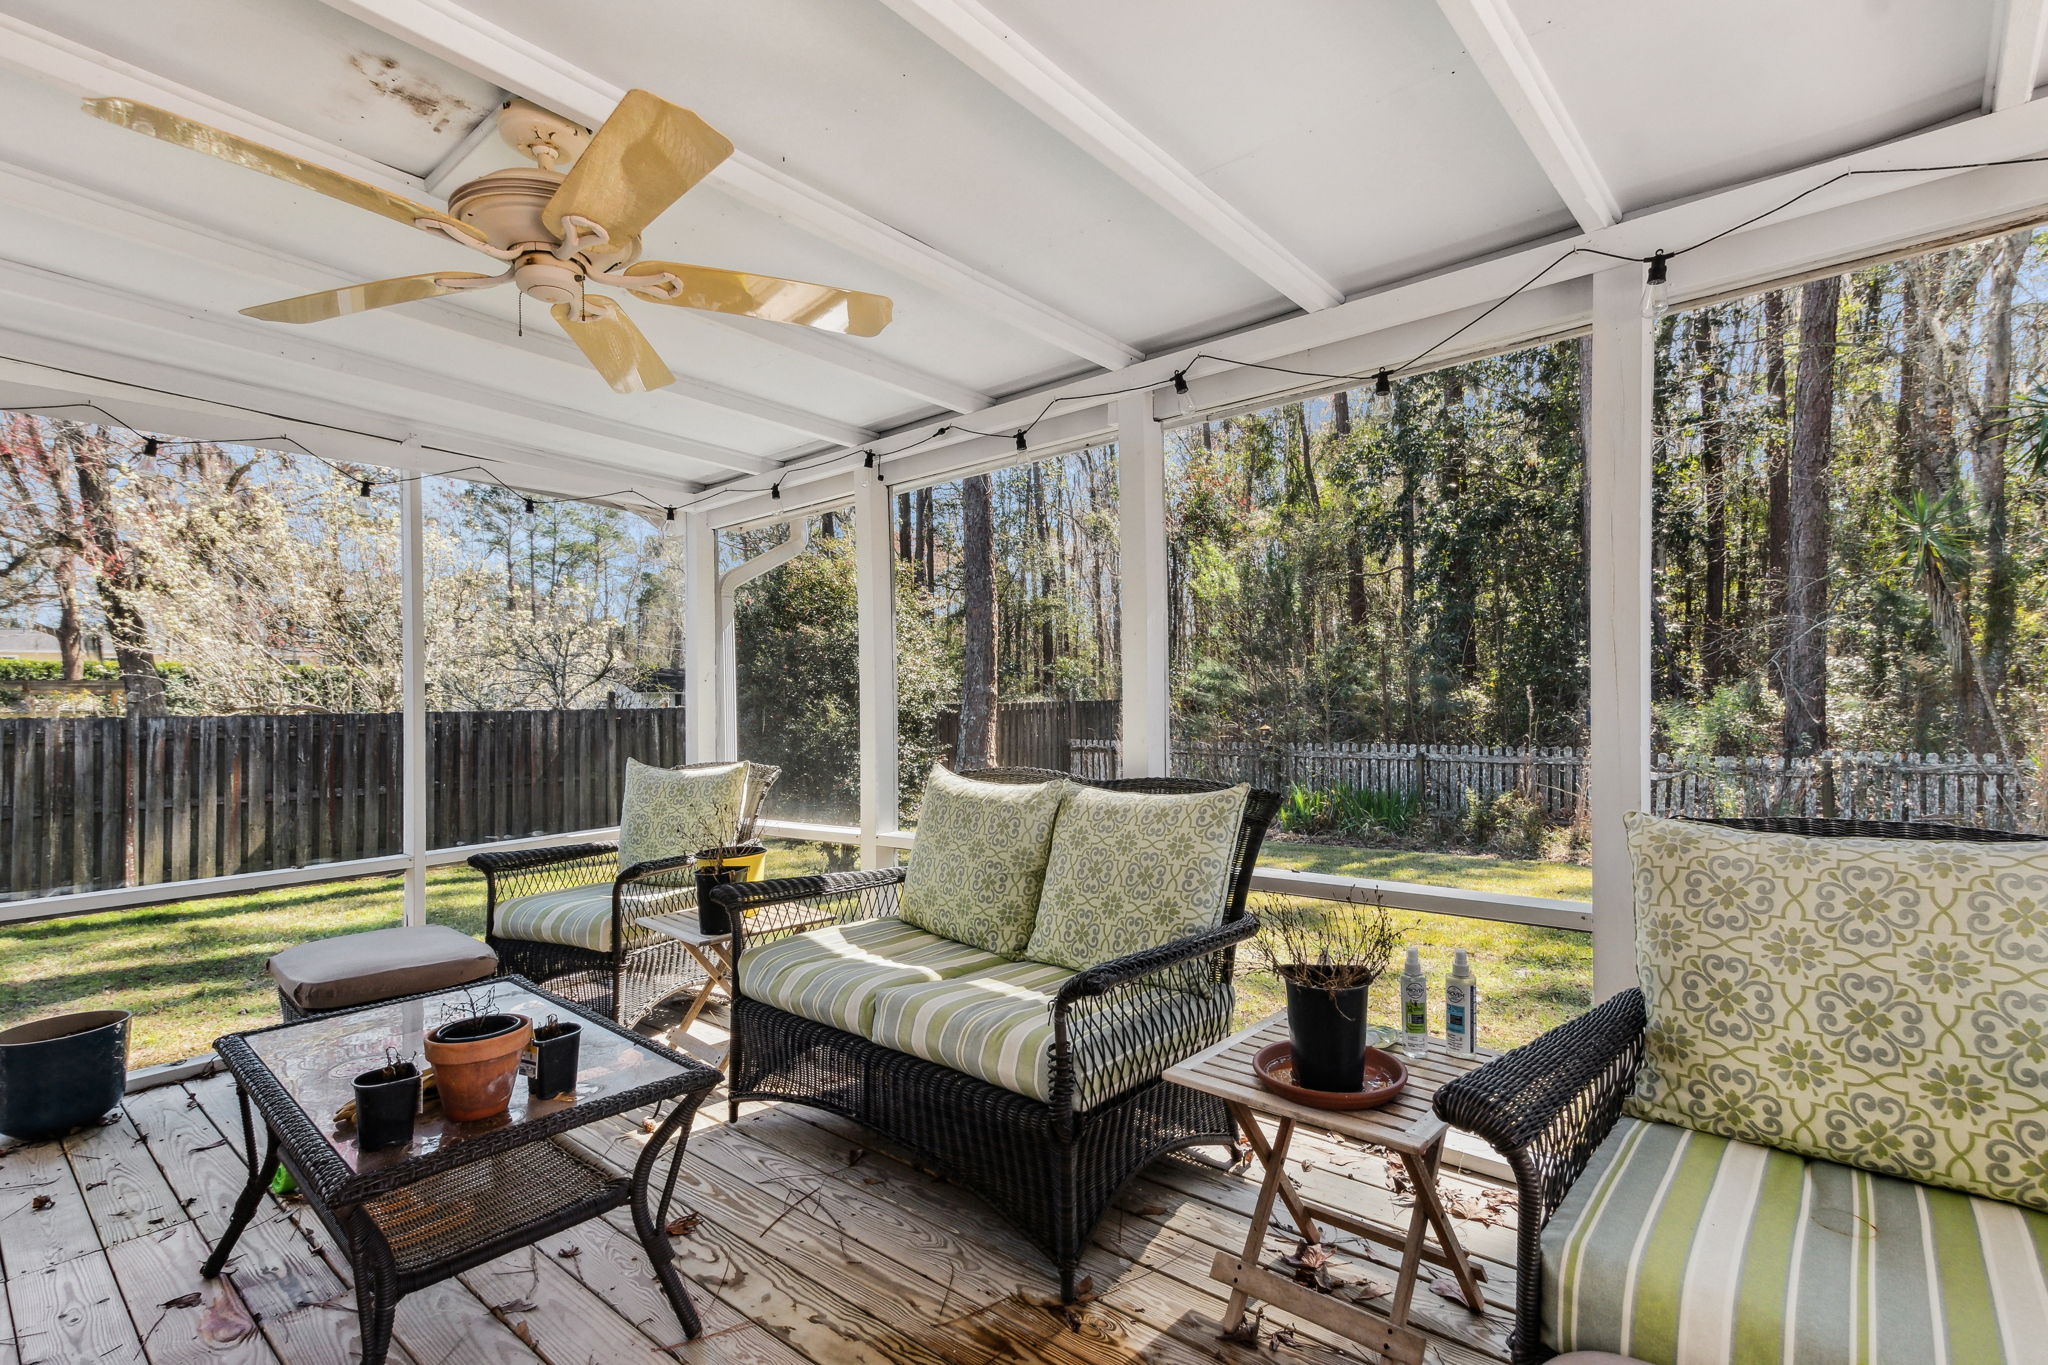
2,839,1587,1069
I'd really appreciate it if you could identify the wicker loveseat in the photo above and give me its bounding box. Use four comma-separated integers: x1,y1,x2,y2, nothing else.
1436,817,2048,1365
713,766,1280,1300
468,759,779,1024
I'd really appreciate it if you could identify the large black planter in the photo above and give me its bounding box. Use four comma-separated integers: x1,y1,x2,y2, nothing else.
1284,980,1369,1092
0,1009,131,1141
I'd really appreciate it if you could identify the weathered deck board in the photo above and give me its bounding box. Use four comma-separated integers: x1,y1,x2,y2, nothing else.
78,1030,1515,1365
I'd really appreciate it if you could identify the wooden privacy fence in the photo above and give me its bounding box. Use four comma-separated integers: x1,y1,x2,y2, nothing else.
1,707,686,902
932,698,1120,772
1069,739,2033,827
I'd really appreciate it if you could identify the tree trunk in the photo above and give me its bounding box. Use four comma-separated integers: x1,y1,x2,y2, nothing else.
897,490,913,562
1334,391,1368,630
1980,229,2027,698
1782,277,1839,756
73,441,166,715
1763,289,1790,694
1693,310,1732,687
52,554,84,681
956,473,998,768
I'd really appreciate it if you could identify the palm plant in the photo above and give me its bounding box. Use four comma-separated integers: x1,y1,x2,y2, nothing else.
1889,489,2009,759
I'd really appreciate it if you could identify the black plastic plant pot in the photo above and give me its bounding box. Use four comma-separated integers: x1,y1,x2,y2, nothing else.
693,842,766,936
1284,980,1370,1093
0,1009,131,1142
352,1063,420,1152
523,1021,582,1099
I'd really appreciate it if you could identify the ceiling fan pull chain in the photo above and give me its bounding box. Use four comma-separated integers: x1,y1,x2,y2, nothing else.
517,289,524,339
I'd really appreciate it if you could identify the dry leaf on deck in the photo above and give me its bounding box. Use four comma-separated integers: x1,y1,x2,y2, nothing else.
159,1292,203,1309
555,1245,580,1259
199,1282,259,1344
30,1194,53,1211
1430,1274,1479,1310
665,1212,703,1236
492,1299,539,1315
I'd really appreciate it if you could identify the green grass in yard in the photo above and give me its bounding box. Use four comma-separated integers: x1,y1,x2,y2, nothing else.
4,837,1585,1070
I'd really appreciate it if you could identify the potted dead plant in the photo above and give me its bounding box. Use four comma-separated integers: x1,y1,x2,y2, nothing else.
421,984,531,1122
1252,894,1402,1094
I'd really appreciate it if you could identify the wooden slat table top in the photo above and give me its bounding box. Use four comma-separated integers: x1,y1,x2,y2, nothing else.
1165,1012,1497,1155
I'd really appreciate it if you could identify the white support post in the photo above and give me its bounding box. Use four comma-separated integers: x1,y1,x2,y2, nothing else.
682,510,721,763
398,475,428,926
1114,390,1172,777
1586,266,1653,1000
855,473,900,866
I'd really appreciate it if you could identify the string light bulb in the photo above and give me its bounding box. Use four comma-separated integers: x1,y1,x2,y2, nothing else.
522,497,536,515
1167,369,1191,420
665,506,676,522
1365,369,1394,430
358,479,374,497
770,482,782,501
1641,251,1671,322
1014,431,1029,452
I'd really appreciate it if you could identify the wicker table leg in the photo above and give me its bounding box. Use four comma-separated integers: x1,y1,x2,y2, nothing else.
629,1100,705,1340
201,1085,280,1280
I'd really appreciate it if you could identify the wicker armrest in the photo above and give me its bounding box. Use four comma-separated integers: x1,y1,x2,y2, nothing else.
619,853,698,883
718,868,907,958
1433,987,1646,1158
1054,916,1258,1004
467,841,618,875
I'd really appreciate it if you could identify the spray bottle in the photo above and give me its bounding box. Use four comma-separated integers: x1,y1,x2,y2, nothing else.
1445,948,1478,1054
1399,946,1428,1055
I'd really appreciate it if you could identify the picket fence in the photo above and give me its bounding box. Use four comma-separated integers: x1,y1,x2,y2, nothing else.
1067,739,2031,827
0,707,687,902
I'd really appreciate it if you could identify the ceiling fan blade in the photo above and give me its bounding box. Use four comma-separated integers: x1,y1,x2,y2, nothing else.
551,299,676,394
620,261,892,337
241,272,500,324
542,90,732,243
84,97,488,246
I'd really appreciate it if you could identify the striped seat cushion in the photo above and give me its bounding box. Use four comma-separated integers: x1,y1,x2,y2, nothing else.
868,959,1234,1110
737,916,1006,1035
495,882,684,953
1543,1116,2048,1365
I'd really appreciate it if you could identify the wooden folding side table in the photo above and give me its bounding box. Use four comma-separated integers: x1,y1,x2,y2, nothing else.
638,907,829,1067
1164,1012,1494,1361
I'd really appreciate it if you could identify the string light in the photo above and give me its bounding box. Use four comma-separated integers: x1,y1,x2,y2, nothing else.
522,497,536,514
1014,431,1028,452
358,479,374,497
1364,369,1395,430
1641,250,1671,322
665,506,676,522
1167,369,1191,420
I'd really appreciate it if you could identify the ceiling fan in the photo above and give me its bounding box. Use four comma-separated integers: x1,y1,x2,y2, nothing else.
83,91,894,394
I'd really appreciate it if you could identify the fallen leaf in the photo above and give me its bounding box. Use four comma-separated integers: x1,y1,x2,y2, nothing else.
1429,1274,1479,1310
1072,1274,1096,1303
30,1194,53,1211
555,1246,580,1259
1278,1241,1340,1292
491,1298,539,1315
642,1118,658,1134
1219,1306,1263,1346
159,1292,204,1309
845,1147,868,1167
1135,1203,1168,1216
665,1212,702,1237
198,1281,258,1345
860,1176,884,1185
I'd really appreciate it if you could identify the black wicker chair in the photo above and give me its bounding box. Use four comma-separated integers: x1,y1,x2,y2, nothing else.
1433,815,2047,1365
715,766,1281,1302
468,761,780,1025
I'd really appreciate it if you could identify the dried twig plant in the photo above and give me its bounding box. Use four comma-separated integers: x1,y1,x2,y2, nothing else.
1250,893,1402,1005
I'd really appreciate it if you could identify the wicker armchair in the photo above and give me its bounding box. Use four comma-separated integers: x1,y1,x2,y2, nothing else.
714,767,1281,1302
467,761,780,1024
1433,815,2046,1365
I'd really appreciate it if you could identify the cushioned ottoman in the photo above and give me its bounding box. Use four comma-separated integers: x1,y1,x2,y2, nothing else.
267,925,498,1020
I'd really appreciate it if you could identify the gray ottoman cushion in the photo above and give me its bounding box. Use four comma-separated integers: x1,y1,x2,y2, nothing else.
268,925,497,1013
1549,1355,1653,1364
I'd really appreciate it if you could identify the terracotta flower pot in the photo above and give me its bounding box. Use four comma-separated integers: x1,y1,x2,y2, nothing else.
422,1013,532,1122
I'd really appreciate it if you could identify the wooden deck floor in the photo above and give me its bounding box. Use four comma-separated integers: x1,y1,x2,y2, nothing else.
0,1013,1518,1365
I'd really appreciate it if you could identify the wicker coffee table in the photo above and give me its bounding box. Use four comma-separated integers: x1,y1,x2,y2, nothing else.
203,974,720,1365
1164,1012,1494,1364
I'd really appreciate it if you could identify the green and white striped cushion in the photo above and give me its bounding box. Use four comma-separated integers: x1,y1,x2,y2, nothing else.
496,883,680,953
738,916,1006,1035
1544,1116,2048,1365
867,959,1234,1110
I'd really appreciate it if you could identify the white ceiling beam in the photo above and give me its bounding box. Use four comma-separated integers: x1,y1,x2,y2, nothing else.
1433,0,1620,232
311,0,1143,371
874,0,1341,313
0,347,703,505
0,254,782,479
1987,0,2048,111
705,92,2048,522
688,312,991,417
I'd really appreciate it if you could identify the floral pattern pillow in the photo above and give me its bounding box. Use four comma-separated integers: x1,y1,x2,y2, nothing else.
897,765,1067,956
617,759,749,871
1625,812,2048,1211
1024,783,1249,972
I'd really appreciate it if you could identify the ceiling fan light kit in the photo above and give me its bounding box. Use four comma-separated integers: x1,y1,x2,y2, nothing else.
82,91,893,395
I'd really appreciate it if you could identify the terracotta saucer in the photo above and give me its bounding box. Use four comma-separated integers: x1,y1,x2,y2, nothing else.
1252,1041,1408,1111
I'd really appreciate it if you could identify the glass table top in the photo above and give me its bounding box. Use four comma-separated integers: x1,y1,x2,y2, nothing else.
240,982,697,1177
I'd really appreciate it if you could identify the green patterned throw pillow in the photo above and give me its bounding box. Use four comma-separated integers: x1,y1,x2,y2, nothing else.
1625,811,2048,1211
1023,783,1250,972
898,766,1067,956
617,759,749,871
